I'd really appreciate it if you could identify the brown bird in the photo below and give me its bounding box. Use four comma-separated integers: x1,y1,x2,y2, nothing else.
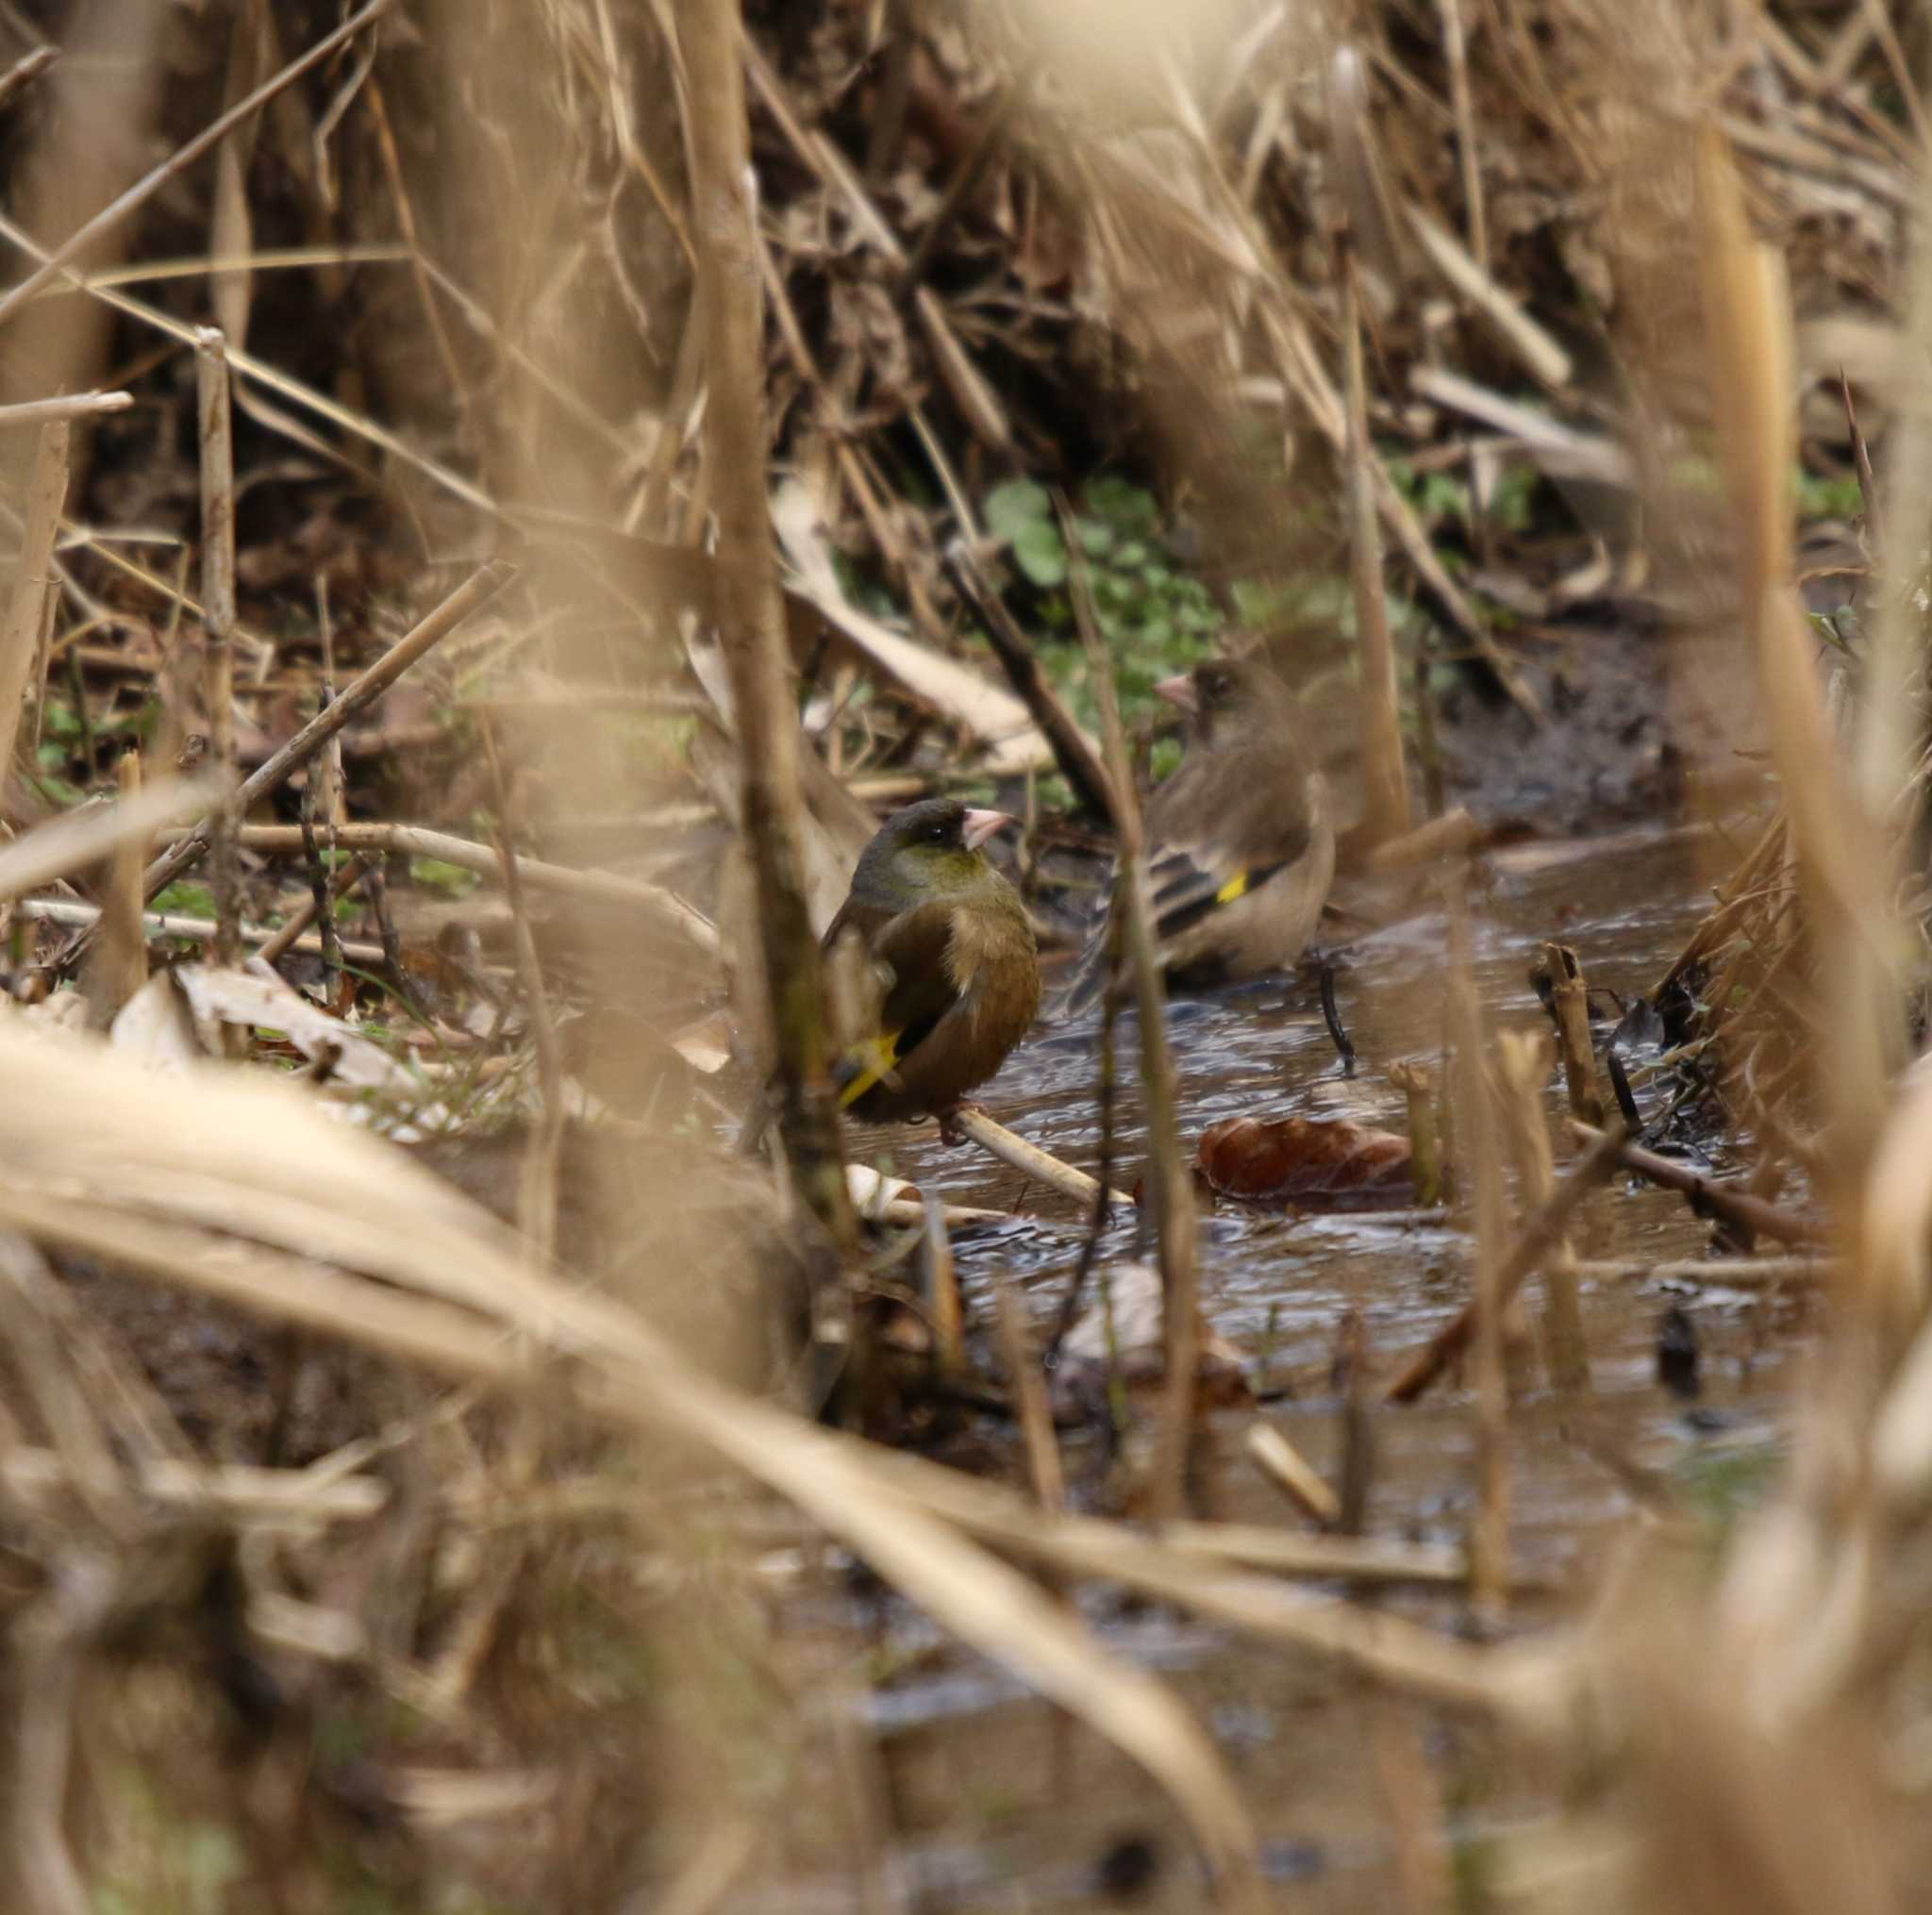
824,797,1041,1124
1066,657,1335,1007
738,798,1041,1151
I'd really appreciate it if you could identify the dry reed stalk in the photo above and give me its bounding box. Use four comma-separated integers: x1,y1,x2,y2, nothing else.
1341,240,1413,846
0,44,55,110
1436,0,1486,272
676,0,856,1262
1243,1422,1341,1526
1365,807,1478,872
1571,1255,1830,1288
951,1107,1136,1211
1388,1059,1442,1207
995,1285,1064,1514
924,1191,965,1376
1497,1030,1590,1393
0,1024,1266,1899
1538,941,1604,1125
194,328,240,975
0,417,68,802
16,895,388,967
0,391,129,427
1584,1126,1827,1247
1068,503,1198,1524
84,749,148,1025
1447,884,1510,1621
1696,124,1903,1241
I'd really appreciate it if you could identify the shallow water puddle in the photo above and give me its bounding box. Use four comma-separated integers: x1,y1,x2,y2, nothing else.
764,822,1811,1911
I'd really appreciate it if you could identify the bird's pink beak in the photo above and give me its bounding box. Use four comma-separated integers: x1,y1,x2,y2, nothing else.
962,808,1014,851
1154,673,1197,714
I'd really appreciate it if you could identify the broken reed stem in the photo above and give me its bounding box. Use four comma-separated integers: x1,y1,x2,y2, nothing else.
195,329,240,975
1386,1119,1627,1406
85,749,147,1025
1048,921,1125,1363
132,560,512,913
0,391,131,428
952,1107,1136,1212
1244,1421,1341,1527
676,0,857,1265
0,0,391,335
1388,1060,1442,1207
0,416,67,797
1572,1255,1830,1288
1581,1124,1828,1246
1497,1031,1591,1394
1065,496,1198,1524
1436,0,1487,271
1537,941,1603,1124
995,1285,1064,1514
1446,881,1509,1621
924,1191,965,1375
1366,806,1477,873
1341,241,1412,845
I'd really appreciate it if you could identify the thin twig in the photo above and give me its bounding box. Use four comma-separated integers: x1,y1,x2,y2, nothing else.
1582,1124,1828,1247
258,850,376,969
195,329,240,974
951,1107,1136,1211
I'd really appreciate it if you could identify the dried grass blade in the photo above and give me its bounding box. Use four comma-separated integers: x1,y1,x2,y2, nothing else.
0,417,68,791
0,1024,1262,1898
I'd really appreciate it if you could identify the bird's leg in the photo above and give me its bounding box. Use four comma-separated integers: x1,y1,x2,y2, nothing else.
937,1101,987,1147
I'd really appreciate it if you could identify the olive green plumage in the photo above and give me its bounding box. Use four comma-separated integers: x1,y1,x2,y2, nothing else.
1067,658,1335,1007
824,797,1041,1124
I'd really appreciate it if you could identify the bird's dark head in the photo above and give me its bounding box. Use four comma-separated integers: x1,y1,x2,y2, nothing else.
1156,658,1300,748
850,798,1014,909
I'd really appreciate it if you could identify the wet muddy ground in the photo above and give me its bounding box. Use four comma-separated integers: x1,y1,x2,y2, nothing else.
770,818,1808,1911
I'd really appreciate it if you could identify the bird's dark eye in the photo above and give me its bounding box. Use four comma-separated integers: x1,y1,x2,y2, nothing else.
926,823,948,842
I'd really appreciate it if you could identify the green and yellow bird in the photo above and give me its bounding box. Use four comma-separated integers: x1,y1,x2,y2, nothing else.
1067,657,1335,1007
824,797,1041,1124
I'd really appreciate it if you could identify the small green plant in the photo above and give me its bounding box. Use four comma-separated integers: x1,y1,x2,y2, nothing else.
153,881,218,920
978,475,1224,732
1794,465,1865,523
409,855,482,897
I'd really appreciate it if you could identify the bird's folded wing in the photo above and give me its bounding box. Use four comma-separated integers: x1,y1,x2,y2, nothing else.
1145,841,1294,941
833,900,960,1107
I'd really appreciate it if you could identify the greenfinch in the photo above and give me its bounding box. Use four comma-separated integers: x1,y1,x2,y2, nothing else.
1067,658,1335,1007
739,798,1041,1148
825,797,1041,1124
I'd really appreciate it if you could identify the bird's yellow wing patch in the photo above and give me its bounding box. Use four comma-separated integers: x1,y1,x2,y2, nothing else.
837,1030,904,1108
1215,870,1250,906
